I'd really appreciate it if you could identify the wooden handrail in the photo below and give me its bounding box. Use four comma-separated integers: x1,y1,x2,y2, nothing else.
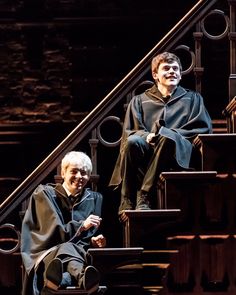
0,0,218,223
222,96,236,116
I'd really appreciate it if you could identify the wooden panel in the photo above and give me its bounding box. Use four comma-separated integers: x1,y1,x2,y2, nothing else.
200,235,229,292
195,134,236,174
166,236,197,292
159,172,236,234
122,209,180,248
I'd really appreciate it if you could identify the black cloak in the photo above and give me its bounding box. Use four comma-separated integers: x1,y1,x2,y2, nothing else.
21,183,103,295
109,85,212,186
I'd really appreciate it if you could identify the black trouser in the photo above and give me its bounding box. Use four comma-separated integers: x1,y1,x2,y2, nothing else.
119,134,178,212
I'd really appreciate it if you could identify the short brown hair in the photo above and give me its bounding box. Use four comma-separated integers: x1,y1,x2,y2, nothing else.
151,52,182,73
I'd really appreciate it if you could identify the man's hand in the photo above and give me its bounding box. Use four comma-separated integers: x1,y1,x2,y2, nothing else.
146,133,156,145
91,234,106,248
82,214,102,230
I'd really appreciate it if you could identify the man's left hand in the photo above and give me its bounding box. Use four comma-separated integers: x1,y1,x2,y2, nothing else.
91,234,107,248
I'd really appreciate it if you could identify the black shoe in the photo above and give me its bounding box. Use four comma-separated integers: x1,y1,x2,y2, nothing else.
136,191,151,210
78,265,100,292
45,258,63,290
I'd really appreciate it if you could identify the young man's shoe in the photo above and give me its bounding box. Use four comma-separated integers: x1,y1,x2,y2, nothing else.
136,191,151,210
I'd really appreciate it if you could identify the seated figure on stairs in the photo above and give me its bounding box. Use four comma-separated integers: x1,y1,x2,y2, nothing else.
109,51,212,220
21,151,106,295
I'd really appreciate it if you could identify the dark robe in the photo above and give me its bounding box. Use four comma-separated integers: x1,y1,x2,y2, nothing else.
21,183,103,295
109,85,212,187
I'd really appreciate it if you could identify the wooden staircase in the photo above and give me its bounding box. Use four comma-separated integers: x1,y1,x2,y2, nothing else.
87,246,179,295
119,133,236,295
3,133,234,295
1,1,236,294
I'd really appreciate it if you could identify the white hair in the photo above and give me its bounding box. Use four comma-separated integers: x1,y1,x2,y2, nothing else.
61,151,92,176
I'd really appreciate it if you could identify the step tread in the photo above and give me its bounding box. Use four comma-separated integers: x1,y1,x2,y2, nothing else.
198,133,236,141
121,209,180,218
117,263,170,270
88,247,143,256
160,171,217,180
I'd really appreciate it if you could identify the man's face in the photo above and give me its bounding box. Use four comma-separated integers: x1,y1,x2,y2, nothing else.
152,61,181,89
62,161,90,195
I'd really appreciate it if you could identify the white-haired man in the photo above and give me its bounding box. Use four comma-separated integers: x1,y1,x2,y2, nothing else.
21,151,106,295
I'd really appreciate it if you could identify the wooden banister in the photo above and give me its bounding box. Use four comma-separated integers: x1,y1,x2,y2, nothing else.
0,0,218,224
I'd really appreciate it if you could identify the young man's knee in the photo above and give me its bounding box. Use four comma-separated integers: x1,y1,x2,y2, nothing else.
125,134,147,150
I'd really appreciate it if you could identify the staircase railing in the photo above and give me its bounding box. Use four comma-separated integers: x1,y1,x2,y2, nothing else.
0,0,222,223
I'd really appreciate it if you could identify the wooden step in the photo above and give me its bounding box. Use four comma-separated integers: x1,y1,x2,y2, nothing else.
104,283,143,295
121,209,181,248
143,285,164,294
116,262,170,270
88,247,143,273
194,133,236,173
50,286,107,294
87,247,176,294
159,171,217,209
159,171,236,233
165,234,232,293
142,249,179,264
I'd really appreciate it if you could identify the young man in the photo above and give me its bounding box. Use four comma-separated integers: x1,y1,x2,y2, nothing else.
21,151,106,295
109,52,212,220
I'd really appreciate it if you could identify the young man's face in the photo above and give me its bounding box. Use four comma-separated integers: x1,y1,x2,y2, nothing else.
62,161,90,195
152,61,181,90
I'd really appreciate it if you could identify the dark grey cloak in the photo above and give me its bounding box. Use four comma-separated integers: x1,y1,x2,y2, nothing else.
21,183,103,295
109,85,212,187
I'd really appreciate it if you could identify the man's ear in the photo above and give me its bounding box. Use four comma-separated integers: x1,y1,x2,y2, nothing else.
152,70,158,80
